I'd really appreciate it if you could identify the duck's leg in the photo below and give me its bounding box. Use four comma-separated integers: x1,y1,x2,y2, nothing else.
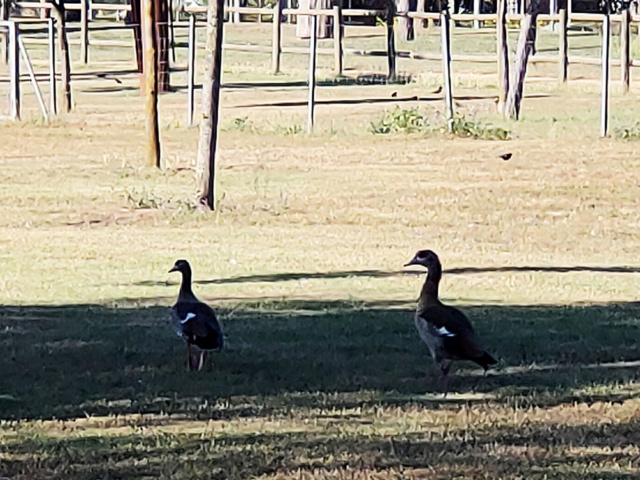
187,343,193,371
439,360,453,395
197,351,206,371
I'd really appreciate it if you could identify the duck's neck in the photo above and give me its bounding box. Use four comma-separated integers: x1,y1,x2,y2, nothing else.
418,264,442,309
178,269,197,302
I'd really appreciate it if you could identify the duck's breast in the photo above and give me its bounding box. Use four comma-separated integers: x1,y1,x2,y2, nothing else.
414,313,442,361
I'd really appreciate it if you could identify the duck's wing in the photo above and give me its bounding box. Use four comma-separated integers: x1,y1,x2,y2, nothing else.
417,304,485,360
171,302,224,349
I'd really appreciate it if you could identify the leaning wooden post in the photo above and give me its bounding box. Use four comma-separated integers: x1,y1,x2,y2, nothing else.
143,0,161,167
272,0,282,74
333,5,342,75
441,9,454,131
80,0,89,63
8,21,20,120
496,0,509,114
187,13,196,125
19,36,49,121
558,8,567,83
307,12,318,132
48,17,57,115
505,0,540,120
600,11,610,137
386,3,396,82
196,0,225,210
621,7,630,93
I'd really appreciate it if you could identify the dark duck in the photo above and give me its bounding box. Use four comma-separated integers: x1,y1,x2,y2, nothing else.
169,259,224,371
405,250,496,389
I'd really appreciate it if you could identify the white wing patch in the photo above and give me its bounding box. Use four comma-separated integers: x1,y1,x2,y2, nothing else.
181,312,196,324
436,326,456,337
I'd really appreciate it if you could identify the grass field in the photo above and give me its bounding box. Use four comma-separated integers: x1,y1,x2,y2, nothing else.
1,19,640,479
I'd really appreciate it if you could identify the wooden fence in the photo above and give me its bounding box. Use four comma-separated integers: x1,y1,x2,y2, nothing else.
13,1,639,84
181,5,638,87
6,1,638,126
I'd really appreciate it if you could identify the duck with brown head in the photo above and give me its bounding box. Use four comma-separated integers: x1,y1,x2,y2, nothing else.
169,259,224,371
405,249,497,392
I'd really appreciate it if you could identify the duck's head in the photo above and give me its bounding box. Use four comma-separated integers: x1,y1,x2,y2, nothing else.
404,249,440,269
169,259,191,274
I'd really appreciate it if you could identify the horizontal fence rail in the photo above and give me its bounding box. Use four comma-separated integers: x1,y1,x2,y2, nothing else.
6,1,637,124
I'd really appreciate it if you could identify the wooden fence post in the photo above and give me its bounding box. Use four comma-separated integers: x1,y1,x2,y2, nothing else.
621,8,630,93
233,0,240,23
0,0,8,65
473,0,481,29
307,13,317,132
272,0,282,74
187,13,196,125
8,21,20,120
48,17,57,115
386,4,396,82
505,2,539,120
497,0,509,114
600,12,610,137
558,8,567,83
80,0,88,63
50,1,72,112
196,0,225,209
417,0,427,28
441,9,454,131
143,0,161,167
333,5,342,75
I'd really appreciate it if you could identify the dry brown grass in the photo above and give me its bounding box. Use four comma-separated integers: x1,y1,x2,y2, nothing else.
0,21,640,479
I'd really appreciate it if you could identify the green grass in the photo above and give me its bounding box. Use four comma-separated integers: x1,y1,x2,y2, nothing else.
2,301,640,478
1,19,640,480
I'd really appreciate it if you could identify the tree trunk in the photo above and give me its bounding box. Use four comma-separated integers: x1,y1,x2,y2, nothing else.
296,0,332,39
396,0,414,41
50,0,72,112
196,0,225,210
496,0,509,114
142,0,161,168
504,0,539,120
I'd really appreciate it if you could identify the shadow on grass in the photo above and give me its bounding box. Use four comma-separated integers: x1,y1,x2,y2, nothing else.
132,264,640,288
0,299,639,421
168,74,412,94
2,412,639,479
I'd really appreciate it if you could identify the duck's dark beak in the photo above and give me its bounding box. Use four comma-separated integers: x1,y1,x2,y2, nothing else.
169,265,178,273
404,258,418,267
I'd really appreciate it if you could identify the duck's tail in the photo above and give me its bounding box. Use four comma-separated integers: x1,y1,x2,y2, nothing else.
474,352,498,371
